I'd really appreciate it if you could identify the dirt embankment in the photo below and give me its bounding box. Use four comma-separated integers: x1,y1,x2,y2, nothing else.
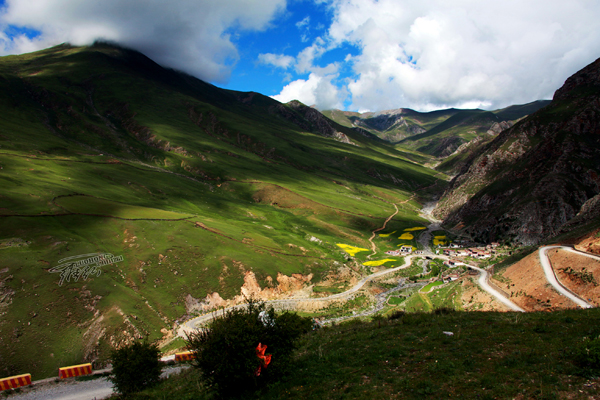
574,229,600,255
460,277,509,312
550,249,600,307
492,252,578,311
492,239,600,311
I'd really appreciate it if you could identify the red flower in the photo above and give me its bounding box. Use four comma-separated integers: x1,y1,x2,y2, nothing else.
254,343,272,376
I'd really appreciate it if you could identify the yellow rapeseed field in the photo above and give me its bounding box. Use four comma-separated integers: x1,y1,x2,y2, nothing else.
404,226,427,231
399,232,414,240
378,231,396,237
336,243,369,256
363,259,396,267
433,235,448,246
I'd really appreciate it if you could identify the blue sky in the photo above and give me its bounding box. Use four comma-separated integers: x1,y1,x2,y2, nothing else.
2,0,600,112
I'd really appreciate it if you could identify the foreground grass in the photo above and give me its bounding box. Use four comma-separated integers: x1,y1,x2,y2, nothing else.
122,308,600,399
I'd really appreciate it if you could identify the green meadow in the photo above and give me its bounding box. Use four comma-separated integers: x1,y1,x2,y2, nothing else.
0,43,448,378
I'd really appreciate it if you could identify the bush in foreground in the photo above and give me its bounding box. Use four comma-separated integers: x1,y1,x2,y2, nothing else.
186,299,312,398
574,336,600,375
109,340,163,395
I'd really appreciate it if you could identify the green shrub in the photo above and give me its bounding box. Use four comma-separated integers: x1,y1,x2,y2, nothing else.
574,336,600,375
388,310,405,321
186,299,312,398
109,340,163,395
433,307,454,315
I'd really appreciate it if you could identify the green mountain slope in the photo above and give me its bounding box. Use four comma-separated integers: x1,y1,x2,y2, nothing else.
324,102,550,164
0,43,447,378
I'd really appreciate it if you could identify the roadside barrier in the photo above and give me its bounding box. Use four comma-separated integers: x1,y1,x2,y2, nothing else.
58,363,92,379
0,373,32,390
174,351,196,362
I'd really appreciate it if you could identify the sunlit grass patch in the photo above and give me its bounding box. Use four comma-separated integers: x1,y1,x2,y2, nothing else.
363,259,396,267
404,226,427,231
336,243,369,257
421,281,444,292
378,230,396,237
399,232,414,240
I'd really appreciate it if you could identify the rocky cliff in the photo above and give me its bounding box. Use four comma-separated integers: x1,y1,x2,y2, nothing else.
435,57,600,245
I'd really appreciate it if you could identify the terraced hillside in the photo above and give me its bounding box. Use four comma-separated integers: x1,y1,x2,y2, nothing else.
0,43,447,378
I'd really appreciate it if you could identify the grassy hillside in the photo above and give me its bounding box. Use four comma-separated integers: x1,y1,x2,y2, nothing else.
324,102,549,161
0,43,449,379
117,308,600,399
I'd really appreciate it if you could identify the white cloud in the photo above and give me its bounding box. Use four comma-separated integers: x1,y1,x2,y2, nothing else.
296,16,310,29
323,0,600,111
258,52,295,69
272,72,346,110
295,36,326,73
282,0,600,111
0,0,287,83
268,33,345,110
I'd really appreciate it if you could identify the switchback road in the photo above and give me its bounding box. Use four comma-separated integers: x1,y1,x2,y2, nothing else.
538,246,595,309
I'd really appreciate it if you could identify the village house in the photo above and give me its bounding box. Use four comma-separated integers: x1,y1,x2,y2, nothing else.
443,273,461,282
400,245,413,254
444,259,466,268
467,248,482,257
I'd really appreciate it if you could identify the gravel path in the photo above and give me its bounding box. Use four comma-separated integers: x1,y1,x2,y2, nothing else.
6,377,114,400
468,264,525,312
6,366,188,400
322,281,426,325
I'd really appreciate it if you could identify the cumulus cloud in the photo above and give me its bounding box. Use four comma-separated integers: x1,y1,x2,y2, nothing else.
272,72,346,110
284,0,600,111
258,52,295,69
343,0,600,111
263,34,345,110
0,0,286,83
296,16,310,29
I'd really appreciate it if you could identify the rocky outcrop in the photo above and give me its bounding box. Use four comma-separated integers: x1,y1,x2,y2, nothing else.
435,57,600,245
487,121,513,135
185,270,315,314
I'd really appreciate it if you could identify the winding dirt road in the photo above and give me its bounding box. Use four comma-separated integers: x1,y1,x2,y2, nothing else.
468,265,525,312
177,201,527,337
538,246,595,309
368,203,399,255
177,253,418,337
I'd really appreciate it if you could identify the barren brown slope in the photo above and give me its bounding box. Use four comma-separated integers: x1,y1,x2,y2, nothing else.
492,251,580,311
493,230,600,311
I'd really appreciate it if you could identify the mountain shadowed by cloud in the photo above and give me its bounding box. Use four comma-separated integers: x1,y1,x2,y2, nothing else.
0,0,286,83
1,0,600,112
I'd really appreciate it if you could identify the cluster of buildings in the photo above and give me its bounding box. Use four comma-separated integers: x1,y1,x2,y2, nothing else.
442,244,499,259
385,245,414,256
